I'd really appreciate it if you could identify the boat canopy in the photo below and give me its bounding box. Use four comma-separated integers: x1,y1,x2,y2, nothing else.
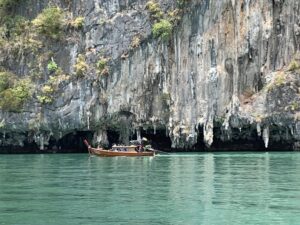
129,140,141,145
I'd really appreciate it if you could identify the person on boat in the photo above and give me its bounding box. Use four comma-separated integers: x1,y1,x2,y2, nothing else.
112,144,119,152
134,144,142,152
138,137,148,152
139,145,144,152
139,137,149,152
132,137,148,152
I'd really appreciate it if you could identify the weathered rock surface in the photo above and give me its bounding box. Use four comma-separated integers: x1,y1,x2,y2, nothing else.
0,0,300,151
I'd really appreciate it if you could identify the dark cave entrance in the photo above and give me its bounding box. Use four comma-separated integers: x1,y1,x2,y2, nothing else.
0,123,295,153
140,129,172,151
0,131,93,154
49,126,296,152
107,129,120,148
105,124,295,152
210,125,266,151
193,124,294,151
37,131,94,153
55,131,94,153
0,132,40,154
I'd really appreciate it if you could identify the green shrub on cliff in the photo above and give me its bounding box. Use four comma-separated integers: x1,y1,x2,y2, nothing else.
291,101,299,111
146,0,186,42
130,35,141,49
37,95,52,104
0,15,29,40
47,59,58,73
74,54,88,77
37,69,70,104
288,60,300,72
266,71,286,92
32,6,65,39
146,1,163,20
96,57,110,76
0,14,41,57
37,84,54,104
0,78,32,112
274,72,286,86
167,9,182,25
152,19,173,40
70,16,84,29
0,71,14,92
0,70,33,112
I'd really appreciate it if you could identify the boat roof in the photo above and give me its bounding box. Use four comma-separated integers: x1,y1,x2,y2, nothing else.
129,140,141,145
112,145,137,148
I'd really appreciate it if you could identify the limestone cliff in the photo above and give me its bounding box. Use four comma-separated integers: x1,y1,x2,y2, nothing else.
0,0,300,151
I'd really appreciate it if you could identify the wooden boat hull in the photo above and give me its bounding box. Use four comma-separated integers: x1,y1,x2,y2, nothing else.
89,148,155,157
83,139,155,157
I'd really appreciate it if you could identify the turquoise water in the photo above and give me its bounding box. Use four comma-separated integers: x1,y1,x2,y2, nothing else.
0,153,300,225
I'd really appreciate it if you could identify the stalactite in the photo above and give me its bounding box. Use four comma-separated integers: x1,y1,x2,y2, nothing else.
257,123,262,136
136,128,141,143
40,135,44,150
263,126,270,148
87,111,91,130
204,119,214,147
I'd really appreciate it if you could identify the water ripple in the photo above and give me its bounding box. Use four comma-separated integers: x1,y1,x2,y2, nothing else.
0,153,300,225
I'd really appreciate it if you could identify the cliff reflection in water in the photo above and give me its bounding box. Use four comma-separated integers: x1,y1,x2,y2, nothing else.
0,153,300,225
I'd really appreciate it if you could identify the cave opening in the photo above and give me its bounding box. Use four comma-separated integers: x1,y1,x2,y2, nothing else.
28,131,93,153
140,129,172,151
210,125,266,151
267,125,295,151
0,124,295,153
50,126,296,152
0,131,94,154
106,124,295,152
0,132,40,154
193,125,295,151
52,131,94,153
107,129,120,148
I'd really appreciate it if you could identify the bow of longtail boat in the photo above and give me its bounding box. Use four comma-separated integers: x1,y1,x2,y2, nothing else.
83,140,155,157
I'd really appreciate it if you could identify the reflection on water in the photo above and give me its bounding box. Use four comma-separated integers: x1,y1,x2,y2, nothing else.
0,153,300,225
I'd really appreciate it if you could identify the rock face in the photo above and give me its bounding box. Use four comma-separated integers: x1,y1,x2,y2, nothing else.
0,0,300,151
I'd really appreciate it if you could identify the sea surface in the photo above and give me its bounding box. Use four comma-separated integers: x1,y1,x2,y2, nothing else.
0,152,300,225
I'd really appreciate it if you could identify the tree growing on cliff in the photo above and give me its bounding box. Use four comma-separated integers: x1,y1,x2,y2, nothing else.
152,19,173,41
32,6,65,39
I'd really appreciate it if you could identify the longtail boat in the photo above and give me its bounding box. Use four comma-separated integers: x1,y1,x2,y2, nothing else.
83,140,155,157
